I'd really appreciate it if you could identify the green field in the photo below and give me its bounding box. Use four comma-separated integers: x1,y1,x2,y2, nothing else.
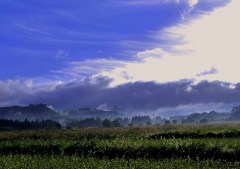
1,123,240,168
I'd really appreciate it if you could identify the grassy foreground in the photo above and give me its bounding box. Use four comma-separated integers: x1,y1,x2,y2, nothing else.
1,123,240,168
0,155,240,169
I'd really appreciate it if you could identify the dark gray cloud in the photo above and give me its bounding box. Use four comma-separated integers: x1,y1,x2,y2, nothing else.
1,77,240,116
12,77,239,115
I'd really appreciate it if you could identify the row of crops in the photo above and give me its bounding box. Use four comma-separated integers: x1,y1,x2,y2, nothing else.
1,123,240,168
1,138,240,160
1,155,240,169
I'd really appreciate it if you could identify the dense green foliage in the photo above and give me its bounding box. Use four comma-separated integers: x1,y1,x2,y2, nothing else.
1,123,240,168
0,119,61,131
1,155,240,169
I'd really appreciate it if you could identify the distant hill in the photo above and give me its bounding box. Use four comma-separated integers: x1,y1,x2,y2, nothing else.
0,104,125,122
228,106,240,121
0,104,60,121
183,111,230,124
171,111,231,124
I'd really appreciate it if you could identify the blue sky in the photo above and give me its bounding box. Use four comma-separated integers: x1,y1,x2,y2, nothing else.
0,0,226,79
1,0,240,116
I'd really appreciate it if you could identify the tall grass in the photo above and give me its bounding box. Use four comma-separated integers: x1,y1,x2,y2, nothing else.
0,155,239,169
1,123,240,168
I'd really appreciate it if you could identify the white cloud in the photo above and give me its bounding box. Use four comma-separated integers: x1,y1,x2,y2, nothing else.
52,58,126,81
0,78,64,106
0,79,37,106
188,0,198,8
136,48,165,59
56,49,69,59
100,0,240,86
101,49,199,86
181,0,199,19
171,0,240,83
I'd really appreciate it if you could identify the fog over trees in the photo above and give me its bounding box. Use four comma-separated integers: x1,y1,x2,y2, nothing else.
1,104,240,129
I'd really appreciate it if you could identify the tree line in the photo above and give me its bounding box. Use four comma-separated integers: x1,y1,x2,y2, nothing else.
66,116,162,128
0,119,61,131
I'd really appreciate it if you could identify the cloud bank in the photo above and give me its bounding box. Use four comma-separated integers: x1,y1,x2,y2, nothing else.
1,77,239,116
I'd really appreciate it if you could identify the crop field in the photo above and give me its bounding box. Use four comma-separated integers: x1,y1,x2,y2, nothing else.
1,123,240,168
